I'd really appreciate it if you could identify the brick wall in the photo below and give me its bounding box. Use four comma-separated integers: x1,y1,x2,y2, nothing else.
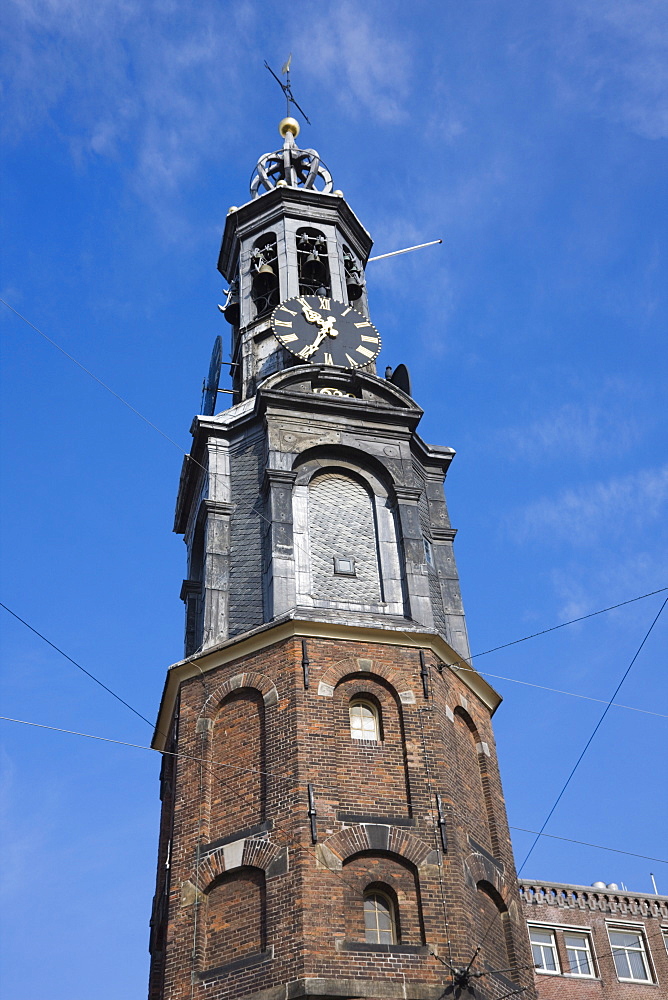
149,631,537,1000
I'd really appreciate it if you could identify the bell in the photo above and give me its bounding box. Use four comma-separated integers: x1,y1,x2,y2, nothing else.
302,253,327,284
346,277,364,301
223,299,240,326
252,262,278,296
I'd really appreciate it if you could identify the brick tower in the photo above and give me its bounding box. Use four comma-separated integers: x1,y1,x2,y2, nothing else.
148,118,536,1000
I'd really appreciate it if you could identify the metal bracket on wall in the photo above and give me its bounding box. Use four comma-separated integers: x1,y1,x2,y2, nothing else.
419,650,430,699
307,784,317,844
301,638,310,690
435,793,448,853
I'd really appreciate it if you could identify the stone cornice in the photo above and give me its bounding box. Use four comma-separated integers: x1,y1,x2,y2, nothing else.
199,499,235,519
430,527,457,542
394,486,423,503
152,616,501,751
519,879,668,917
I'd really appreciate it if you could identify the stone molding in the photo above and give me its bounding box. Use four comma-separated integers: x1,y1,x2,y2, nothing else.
262,468,298,495
519,881,668,919
429,527,457,542
193,838,288,892
317,824,438,870
316,655,416,705
464,851,507,899
393,486,423,504
197,498,236,523
198,670,280,717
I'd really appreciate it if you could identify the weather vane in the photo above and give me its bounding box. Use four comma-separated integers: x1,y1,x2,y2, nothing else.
264,54,311,125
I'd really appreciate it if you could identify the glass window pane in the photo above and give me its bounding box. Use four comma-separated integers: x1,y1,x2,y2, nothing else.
612,949,631,979
628,950,649,980
350,701,379,741
364,893,395,944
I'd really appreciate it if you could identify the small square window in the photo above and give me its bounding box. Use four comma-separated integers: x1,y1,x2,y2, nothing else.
564,932,595,977
608,927,653,983
530,926,560,974
333,556,356,576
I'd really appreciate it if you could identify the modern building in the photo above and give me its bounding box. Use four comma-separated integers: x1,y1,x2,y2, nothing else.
520,880,668,998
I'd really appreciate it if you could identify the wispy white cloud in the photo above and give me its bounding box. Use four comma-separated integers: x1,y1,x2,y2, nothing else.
495,381,641,462
550,548,668,623
1,0,255,202
297,0,412,124
512,465,668,545
555,0,668,139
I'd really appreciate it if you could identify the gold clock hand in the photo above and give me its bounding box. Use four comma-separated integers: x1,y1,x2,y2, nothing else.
301,301,324,325
297,328,328,360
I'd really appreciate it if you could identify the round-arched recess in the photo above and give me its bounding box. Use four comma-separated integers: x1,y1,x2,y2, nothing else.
292,450,405,615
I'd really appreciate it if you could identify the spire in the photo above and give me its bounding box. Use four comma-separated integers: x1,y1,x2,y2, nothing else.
250,119,334,198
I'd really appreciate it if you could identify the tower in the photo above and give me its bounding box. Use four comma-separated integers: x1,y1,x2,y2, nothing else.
148,118,537,1000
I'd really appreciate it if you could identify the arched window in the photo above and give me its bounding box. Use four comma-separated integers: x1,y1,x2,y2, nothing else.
250,233,279,318
296,227,331,296
364,889,397,944
350,699,380,742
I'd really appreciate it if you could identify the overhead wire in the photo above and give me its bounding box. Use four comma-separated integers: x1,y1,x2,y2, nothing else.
470,596,668,962
516,596,667,876
4,295,666,715
4,297,667,968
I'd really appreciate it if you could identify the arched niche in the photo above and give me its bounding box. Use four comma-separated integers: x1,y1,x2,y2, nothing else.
203,866,266,974
292,449,405,615
208,687,266,842
475,879,517,984
454,706,500,859
342,851,425,946
334,673,412,818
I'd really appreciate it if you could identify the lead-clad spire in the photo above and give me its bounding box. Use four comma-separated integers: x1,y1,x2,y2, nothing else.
250,118,334,198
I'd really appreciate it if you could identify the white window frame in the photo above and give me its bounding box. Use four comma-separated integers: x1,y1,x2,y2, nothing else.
363,889,397,945
563,930,596,978
606,924,654,983
349,699,381,742
528,925,561,975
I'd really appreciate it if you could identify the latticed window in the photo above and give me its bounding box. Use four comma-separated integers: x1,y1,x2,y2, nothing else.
350,700,380,741
364,891,396,944
529,926,560,973
564,932,595,977
608,927,652,982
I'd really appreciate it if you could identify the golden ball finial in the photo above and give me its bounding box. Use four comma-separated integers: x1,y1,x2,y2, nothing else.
279,117,300,138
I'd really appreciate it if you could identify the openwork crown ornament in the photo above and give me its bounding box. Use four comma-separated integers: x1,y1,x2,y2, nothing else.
250,127,333,199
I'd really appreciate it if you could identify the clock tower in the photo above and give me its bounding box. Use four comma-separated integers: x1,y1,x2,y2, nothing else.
148,118,536,1000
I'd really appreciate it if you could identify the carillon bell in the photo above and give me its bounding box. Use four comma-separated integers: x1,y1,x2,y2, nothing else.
252,261,278,295
302,252,327,283
346,277,364,301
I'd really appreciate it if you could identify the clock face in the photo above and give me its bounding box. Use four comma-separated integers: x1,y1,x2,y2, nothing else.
271,295,381,369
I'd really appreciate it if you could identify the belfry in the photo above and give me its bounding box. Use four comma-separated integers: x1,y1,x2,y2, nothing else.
148,117,537,1000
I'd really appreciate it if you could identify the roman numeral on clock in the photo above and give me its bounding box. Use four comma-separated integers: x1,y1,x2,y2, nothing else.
274,319,293,328
356,345,375,359
323,352,334,365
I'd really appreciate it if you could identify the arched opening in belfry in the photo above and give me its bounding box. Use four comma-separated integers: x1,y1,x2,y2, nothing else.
296,227,331,297
250,232,279,318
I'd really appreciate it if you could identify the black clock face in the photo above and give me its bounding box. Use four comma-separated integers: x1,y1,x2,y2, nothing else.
271,295,381,369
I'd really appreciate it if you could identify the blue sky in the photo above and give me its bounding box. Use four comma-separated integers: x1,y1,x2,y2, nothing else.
1,1,667,996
